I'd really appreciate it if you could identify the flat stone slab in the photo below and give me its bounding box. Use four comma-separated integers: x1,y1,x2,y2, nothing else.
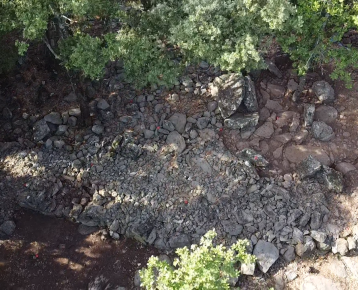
284,145,331,166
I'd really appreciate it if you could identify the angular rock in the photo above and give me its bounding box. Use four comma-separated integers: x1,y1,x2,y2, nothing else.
168,234,191,249
253,240,279,273
239,148,269,167
169,113,187,133
217,74,246,118
267,83,285,98
224,112,259,130
0,220,16,236
310,230,327,243
97,99,110,110
196,117,210,130
254,122,274,138
265,100,283,113
310,212,322,230
69,108,81,117
312,80,335,103
314,105,338,124
335,162,356,175
162,120,175,132
295,237,315,257
44,112,62,125
166,131,186,153
241,263,255,275
265,59,282,78
334,238,349,256
92,125,104,135
221,220,243,236
321,166,344,193
312,121,335,141
207,101,218,112
144,129,154,139
347,236,356,250
297,155,322,179
33,119,51,141
283,246,295,263
243,76,258,112
303,104,315,127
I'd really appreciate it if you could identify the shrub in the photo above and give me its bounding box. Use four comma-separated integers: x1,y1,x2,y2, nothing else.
139,229,256,289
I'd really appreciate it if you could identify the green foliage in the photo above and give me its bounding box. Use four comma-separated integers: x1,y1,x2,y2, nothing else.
1,0,358,88
139,229,256,290
277,0,358,88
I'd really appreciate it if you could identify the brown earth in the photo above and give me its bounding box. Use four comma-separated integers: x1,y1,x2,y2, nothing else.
0,209,160,290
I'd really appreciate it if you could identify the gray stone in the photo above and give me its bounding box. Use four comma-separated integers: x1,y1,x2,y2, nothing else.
217,74,245,118
33,119,51,141
78,224,99,235
169,113,187,133
253,240,279,273
109,220,120,232
68,116,77,127
335,162,356,175
314,105,338,124
265,100,283,112
196,117,210,130
97,99,110,110
303,104,315,127
285,270,297,282
54,140,65,149
287,79,298,92
189,130,198,139
295,237,315,257
312,80,335,103
335,238,349,256
134,270,141,287
69,108,81,117
239,148,269,167
310,231,327,243
224,112,259,130
241,263,255,275
166,131,186,153
310,212,322,230
168,234,191,249
254,122,274,138
92,125,104,135
302,275,340,290
207,101,218,112
292,227,304,244
44,112,62,125
347,237,356,250
162,120,175,132
267,83,285,98
283,246,295,263
144,129,154,139
55,125,68,136
0,220,16,235
321,166,343,193
221,220,243,236
297,155,322,179
312,121,335,141
243,76,258,112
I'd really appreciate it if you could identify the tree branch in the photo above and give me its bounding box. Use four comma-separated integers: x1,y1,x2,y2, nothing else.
43,36,61,60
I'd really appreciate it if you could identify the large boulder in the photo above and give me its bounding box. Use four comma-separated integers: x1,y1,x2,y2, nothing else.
217,74,246,118
253,240,279,273
314,105,338,124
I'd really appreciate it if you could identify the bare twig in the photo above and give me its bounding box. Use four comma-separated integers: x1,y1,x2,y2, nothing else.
43,36,61,60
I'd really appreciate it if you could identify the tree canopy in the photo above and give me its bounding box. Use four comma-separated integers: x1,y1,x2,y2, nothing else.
1,0,358,87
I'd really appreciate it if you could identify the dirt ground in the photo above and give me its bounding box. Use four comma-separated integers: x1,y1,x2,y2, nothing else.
0,209,160,290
